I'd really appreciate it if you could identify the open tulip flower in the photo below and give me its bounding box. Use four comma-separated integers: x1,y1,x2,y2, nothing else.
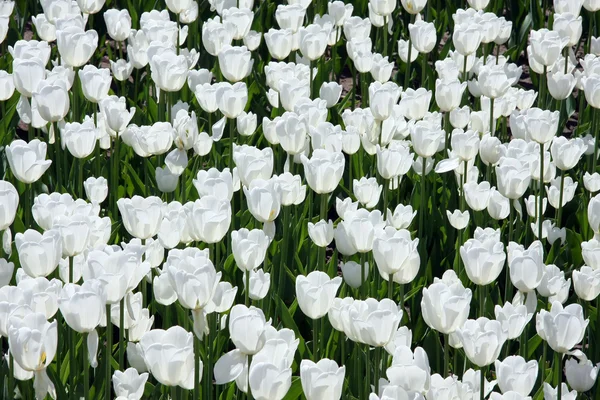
3,0,600,399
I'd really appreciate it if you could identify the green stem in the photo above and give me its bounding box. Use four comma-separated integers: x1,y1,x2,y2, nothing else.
556,170,565,227
194,335,200,400
388,273,394,300
593,108,599,173
365,345,371,399
443,334,449,377
83,332,89,400
479,367,485,400
53,121,62,191
119,297,125,368
360,252,366,299
538,142,545,241
361,73,368,107
479,284,486,317
245,270,250,307
404,38,413,89
319,194,328,272
555,351,562,399
105,305,112,400
8,350,13,399
489,97,495,136
313,318,319,361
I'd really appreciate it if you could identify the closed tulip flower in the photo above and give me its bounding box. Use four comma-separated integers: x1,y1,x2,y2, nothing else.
150,50,188,92
275,173,306,206
478,65,511,99
31,14,56,42
112,368,149,400
590,194,600,235
453,23,483,55
62,118,98,159
447,210,470,230
400,87,433,118
319,82,343,108
0,70,14,101
193,167,234,202
217,82,248,119
461,238,506,286
167,254,221,311
436,79,467,112
397,38,419,63
409,20,436,54
187,195,232,243
307,219,334,247
232,228,270,272
56,26,98,67
301,149,345,194
585,172,600,193
245,269,270,300
546,176,577,209
234,145,274,187
340,261,369,288
33,79,69,123
410,121,445,158
117,196,164,240
536,301,588,353
59,279,106,333
300,359,345,400
386,345,431,393
0,180,18,231
507,241,545,292
386,204,417,229
76,0,106,14
456,317,507,367
78,65,111,103
494,301,533,340
7,312,57,372
229,304,270,355
401,0,427,14
463,181,492,211
16,229,62,278
565,353,599,393
100,96,135,134
373,227,420,283
585,0,600,11
12,57,45,98
494,356,538,396
296,271,342,319
340,208,385,253
275,112,308,155
376,144,413,180
346,298,403,347
265,28,294,60
582,75,600,108
353,177,383,209
582,239,600,269
139,326,195,389
529,29,568,67
551,136,587,171
243,179,282,224
83,177,108,205
421,271,472,334
573,266,600,301
110,59,133,81
495,157,531,200
219,45,253,82
103,9,131,41
371,54,394,83
547,70,576,100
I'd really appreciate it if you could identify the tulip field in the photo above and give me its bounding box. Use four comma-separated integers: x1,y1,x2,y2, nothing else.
3,0,600,399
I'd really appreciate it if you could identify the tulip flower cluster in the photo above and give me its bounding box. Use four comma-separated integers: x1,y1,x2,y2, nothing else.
2,0,600,399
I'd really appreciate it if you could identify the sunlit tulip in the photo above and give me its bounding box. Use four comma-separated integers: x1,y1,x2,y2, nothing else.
447,210,470,230
56,26,98,67
59,279,105,333
139,326,196,389
456,317,507,367
353,177,383,209
0,70,14,101
344,298,403,347
76,0,106,14
478,65,511,99
150,50,188,92
340,261,369,288
101,96,135,134
229,304,270,355
386,345,431,393
112,368,149,400
453,23,482,56
573,266,600,301
232,228,270,272
376,144,413,180
373,227,420,283
167,251,221,311
217,82,248,119
409,20,436,54
584,172,600,193
61,118,98,159
495,157,531,200
400,0,427,15
582,239,600,269
436,79,467,112
589,194,600,235
542,382,577,400
187,195,232,243
307,219,334,247
300,359,345,400
6,139,51,184
340,208,385,253
243,179,282,224
234,145,274,187
78,65,111,103
421,270,472,334
301,149,345,194
565,353,599,393
15,229,62,278
461,238,505,286
117,196,164,240
494,356,537,396
103,9,131,42
296,271,342,319
551,136,587,171
536,301,588,353
219,45,253,82
529,29,568,68
0,180,18,231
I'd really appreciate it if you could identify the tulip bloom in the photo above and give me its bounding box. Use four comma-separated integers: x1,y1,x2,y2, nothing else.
296,271,342,319
536,301,589,353
421,270,472,334
300,359,345,400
